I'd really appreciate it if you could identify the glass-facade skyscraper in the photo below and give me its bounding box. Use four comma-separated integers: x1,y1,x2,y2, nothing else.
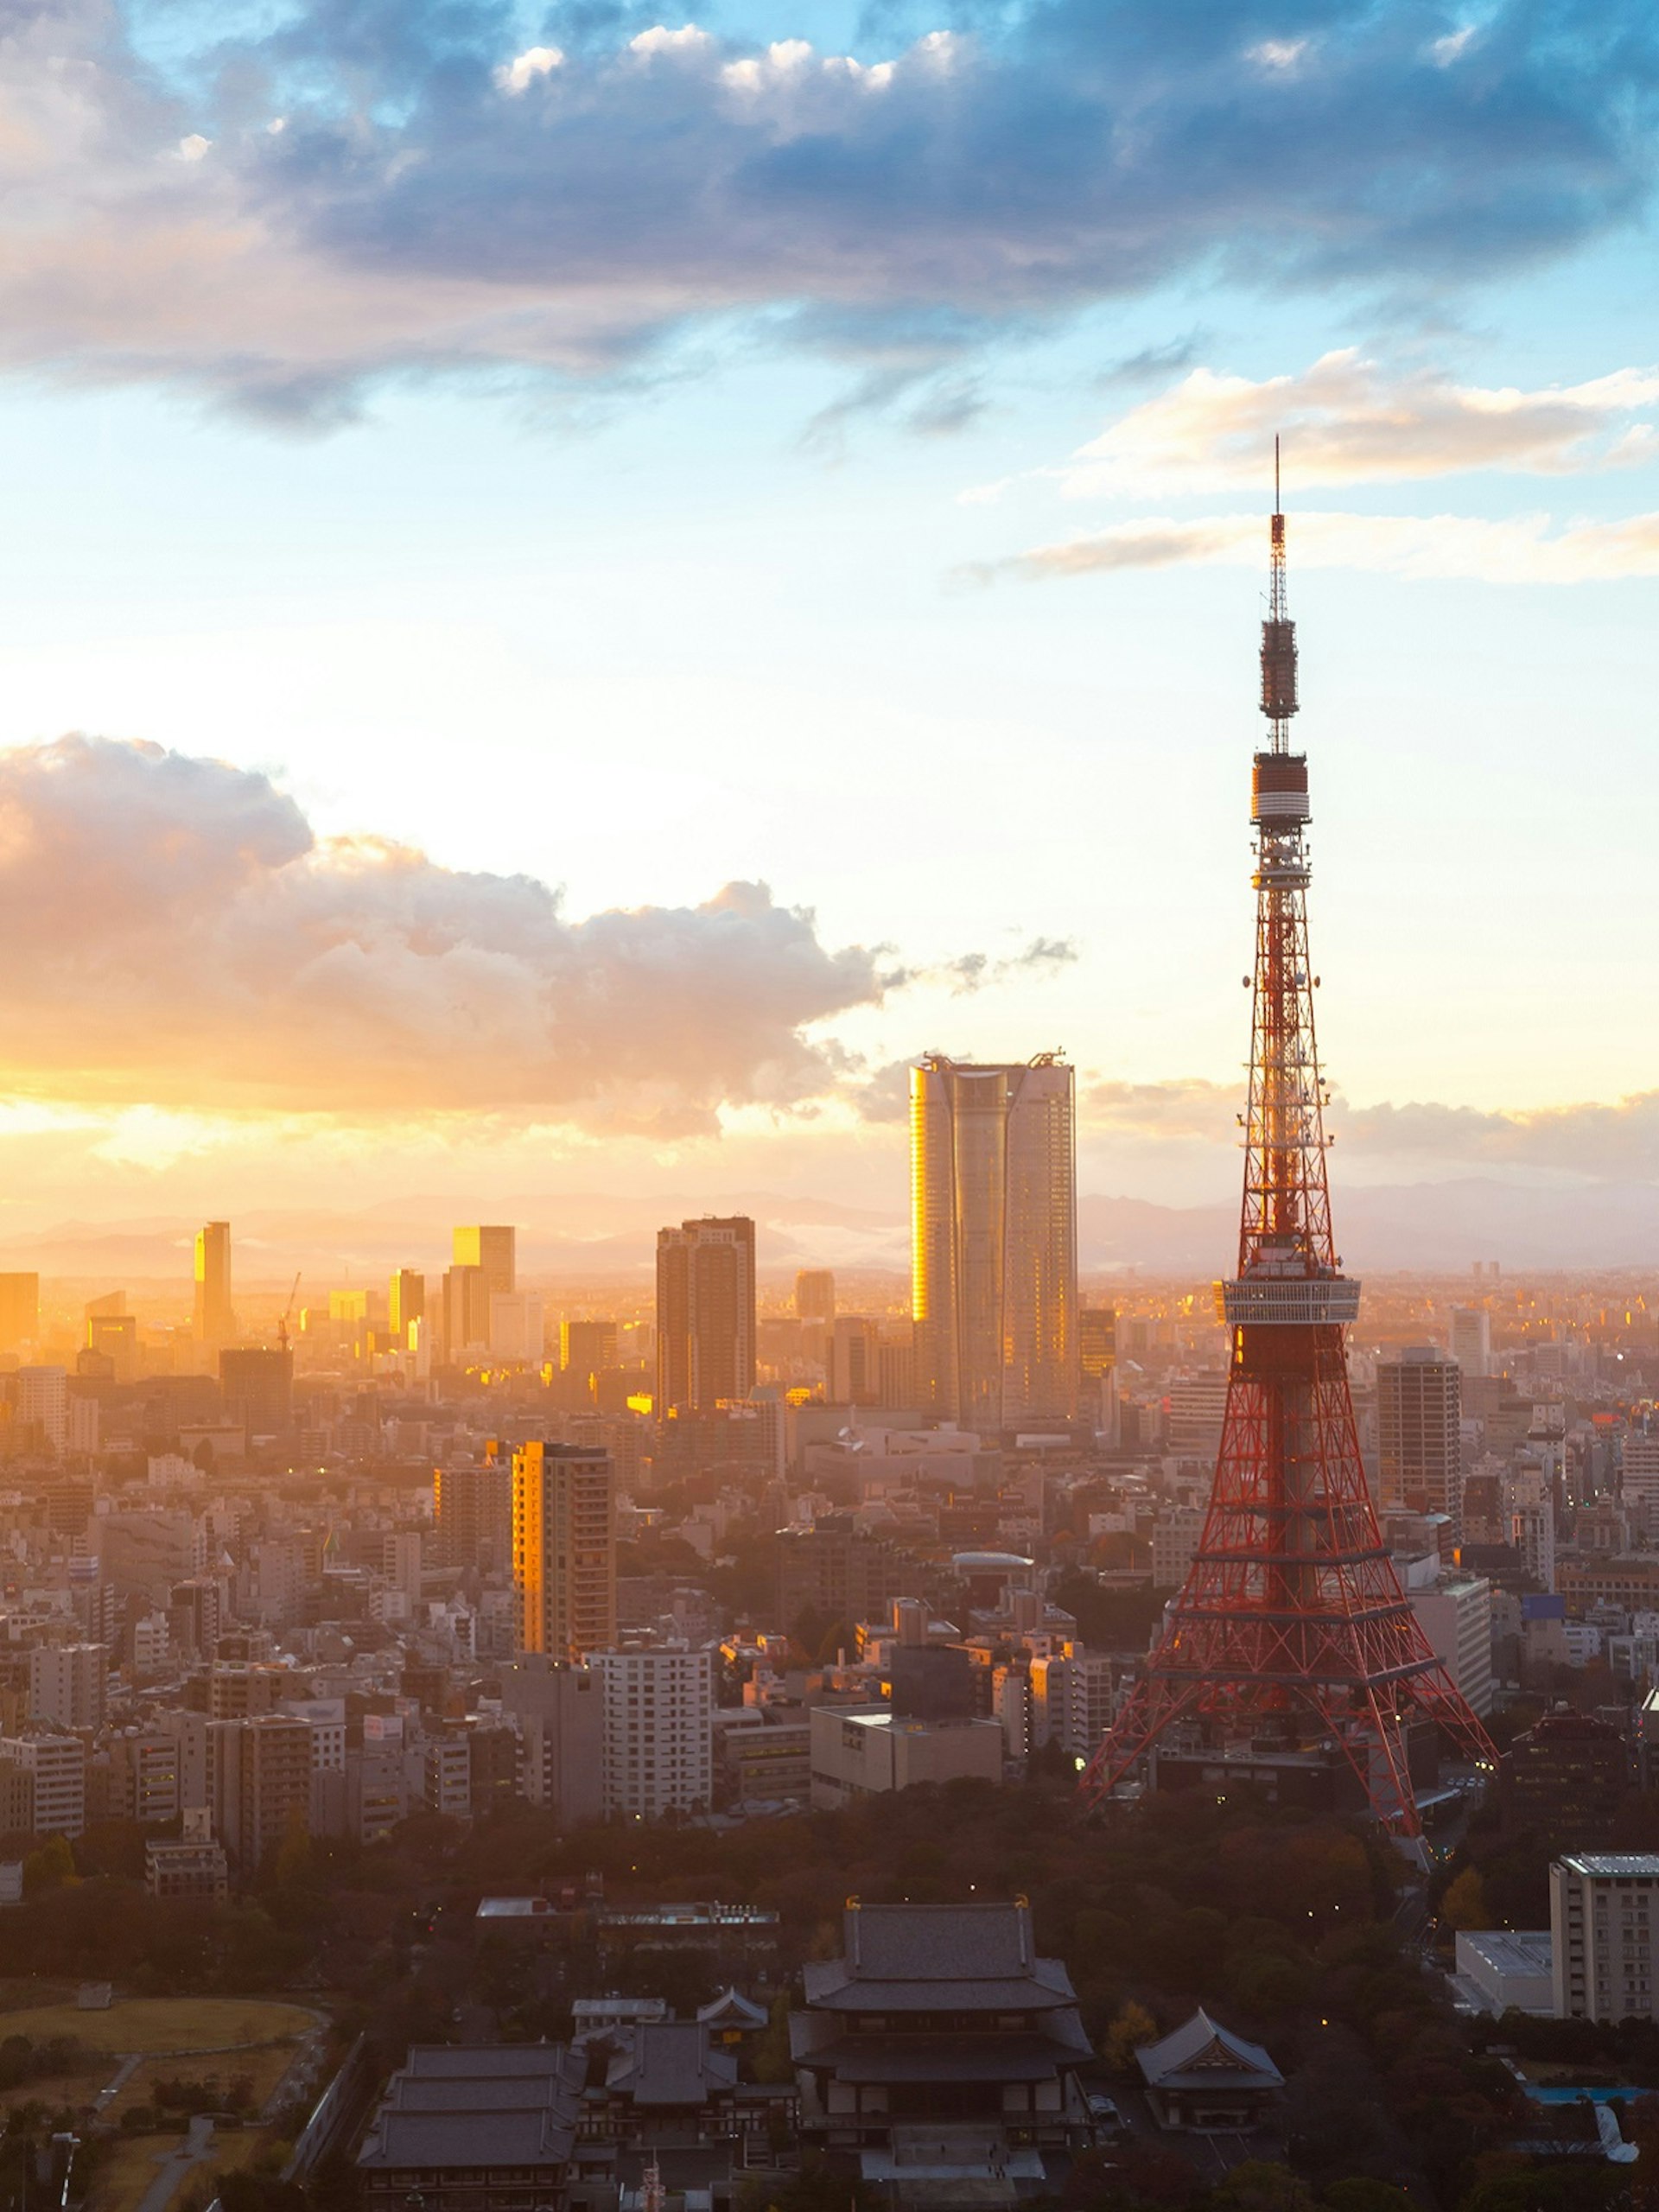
911,1053,1078,1435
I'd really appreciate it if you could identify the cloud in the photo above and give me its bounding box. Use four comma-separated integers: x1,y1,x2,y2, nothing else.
494,47,564,94
1342,1094,1659,1179
0,734,900,1132
0,0,1654,414
1082,1078,1238,1140
1061,350,1659,493
971,505,1659,585
1078,1074,1659,1183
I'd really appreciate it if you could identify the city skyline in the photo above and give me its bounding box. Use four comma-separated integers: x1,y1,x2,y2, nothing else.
0,5,1655,1261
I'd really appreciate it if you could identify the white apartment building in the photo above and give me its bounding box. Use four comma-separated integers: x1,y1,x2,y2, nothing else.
423,1736,472,1821
2,1732,86,1839
29,1643,106,1732
16,1366,67,1453
1551,1853,1659,2021
1624,1433,1659,1539
1152,1509,1205,1592
593,1647,714,1821
1166,1378,1229,1466
1408,1570,1494,1719
1507,1468,1557,1592
1448,1306,1492,1378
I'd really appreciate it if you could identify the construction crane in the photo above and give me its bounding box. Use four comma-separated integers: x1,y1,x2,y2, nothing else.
277,1271,301,1351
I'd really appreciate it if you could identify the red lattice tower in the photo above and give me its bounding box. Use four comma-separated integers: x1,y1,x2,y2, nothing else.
1079,456,1495,1840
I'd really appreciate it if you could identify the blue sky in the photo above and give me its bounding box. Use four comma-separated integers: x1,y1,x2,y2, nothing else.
0,0,1656,1249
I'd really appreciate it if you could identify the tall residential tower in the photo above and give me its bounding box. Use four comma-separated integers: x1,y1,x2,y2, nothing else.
911,1054,1077,1435
655,1217,756,1414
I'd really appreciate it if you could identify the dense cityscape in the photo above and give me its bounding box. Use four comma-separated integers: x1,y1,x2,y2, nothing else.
7,1055,1659,2210
3,3,1656,2209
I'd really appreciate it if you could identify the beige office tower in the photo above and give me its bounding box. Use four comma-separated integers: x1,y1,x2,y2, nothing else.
193,1222,233,1351
512,1440,617,1659
1378,1347,1463,1542
795,1269,836,1325
911,1053,1078,1436
453,1225,515,1297
655,1217,756,1414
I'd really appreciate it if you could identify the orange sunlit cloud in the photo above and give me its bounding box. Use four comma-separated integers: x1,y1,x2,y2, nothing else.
0,734,894,1128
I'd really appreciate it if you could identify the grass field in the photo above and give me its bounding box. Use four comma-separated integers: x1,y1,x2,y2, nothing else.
88,2120,280,2212
0,1999,314,2056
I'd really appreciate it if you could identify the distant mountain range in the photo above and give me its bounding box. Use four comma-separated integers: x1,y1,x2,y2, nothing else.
6,1177,1659,1288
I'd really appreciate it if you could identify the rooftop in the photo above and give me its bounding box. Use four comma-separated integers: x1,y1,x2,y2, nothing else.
1559,1854,1659,1878
802,1901,1078,2014
1136,2010,1282,2093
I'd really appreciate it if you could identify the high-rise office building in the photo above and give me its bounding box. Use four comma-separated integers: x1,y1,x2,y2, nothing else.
795,1269,836,1325
0,1274,39,1352
1379,1348,1464,1541
911,1053,1078,1435
1079,1306,1116,1377
827,1317,877,1402
389,1268,426,1342
655,1217,756,1414
193,1223,233,1351
561,1319,619,1382
219,1348,293,1440
512,1440,617,1658
1448,1306,1493,1377
441,1266,491,1363
453,1226,515,1298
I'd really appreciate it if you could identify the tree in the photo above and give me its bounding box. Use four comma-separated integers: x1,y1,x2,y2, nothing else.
1209,2166,1316,2212
1441,1866,1491,1932
1103,1999,1159,2071
1322,2184,1414,2212
22,1836,77,1897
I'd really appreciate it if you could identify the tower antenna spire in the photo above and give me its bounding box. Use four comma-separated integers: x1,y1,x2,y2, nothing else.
1260,434,1296,753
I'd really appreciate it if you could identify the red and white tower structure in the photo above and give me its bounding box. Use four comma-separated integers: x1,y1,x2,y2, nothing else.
1081,461,1494,1840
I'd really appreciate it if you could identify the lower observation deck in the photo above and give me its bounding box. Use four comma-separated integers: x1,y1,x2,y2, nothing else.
1215,1275,1362,1327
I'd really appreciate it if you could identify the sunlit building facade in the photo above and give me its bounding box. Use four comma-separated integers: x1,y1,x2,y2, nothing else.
193,1221,233,1351
911,1054,1077,1436
512,1440,617,1659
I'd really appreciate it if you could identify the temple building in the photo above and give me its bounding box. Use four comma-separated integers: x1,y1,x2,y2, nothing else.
791,1898,1091,2159
1136,2011,1283,2132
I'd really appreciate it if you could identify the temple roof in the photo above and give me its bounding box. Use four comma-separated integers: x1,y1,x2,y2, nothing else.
1136,2011,1283,2092
802,1902,1077,2012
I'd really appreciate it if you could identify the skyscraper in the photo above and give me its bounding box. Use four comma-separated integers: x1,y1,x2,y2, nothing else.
219,1348,294,1441
441,1266,490,1363
453,1225,515,1297
795,1269,836,1325
389,1268,425,1342
655,1217,756,1414
911,1054,1078,1435
560,1319,619,1379
512,1440,617,1658
1449,1306,1492,1377
193,1222,233,1351
1379,1348,1464,1542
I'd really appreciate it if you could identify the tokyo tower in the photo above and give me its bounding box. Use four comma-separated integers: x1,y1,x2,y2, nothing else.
1080,457,1495,1840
